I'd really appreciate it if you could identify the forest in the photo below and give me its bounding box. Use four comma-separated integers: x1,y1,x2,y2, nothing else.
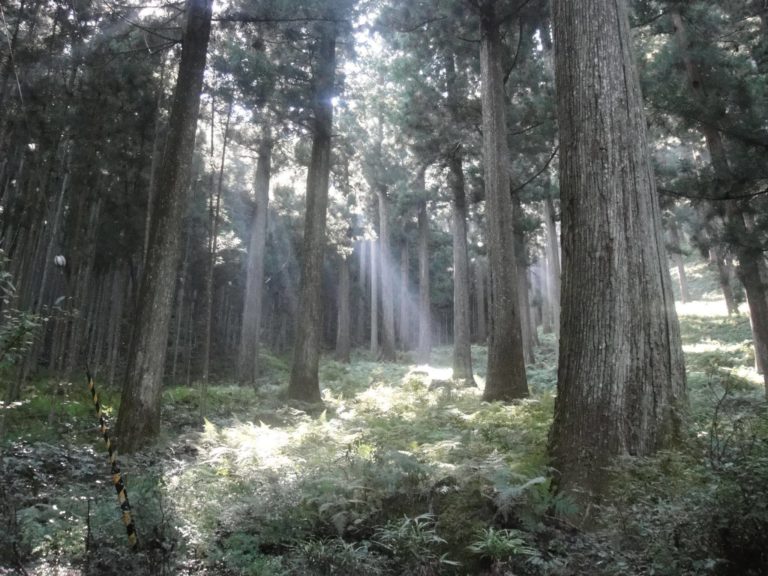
1,0,767,574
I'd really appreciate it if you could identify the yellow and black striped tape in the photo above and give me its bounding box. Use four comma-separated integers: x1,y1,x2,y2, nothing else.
86,370,138,550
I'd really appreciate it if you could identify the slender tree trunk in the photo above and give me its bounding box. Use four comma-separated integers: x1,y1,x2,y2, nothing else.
550,0,686,503
512,193,536,364
201,99,231,399
667,217,690,303
711,243,738,315
238,132,272,384
398,241,410,350
355,240,367,346
377,187,396,360
335,256,351,363
448,152,475,384
478,4,528,401
544,197,560,336
370,239,379,355
107,267,126,387
417,188,431,364
475,260,487,343
288,22,337,403
116,0,213,451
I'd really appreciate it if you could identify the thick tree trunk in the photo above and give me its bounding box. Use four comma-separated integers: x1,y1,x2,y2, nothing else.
238,133,272,384
335,256,351,363
116,0,213,452
288,22,337,403
143,64,167,269
172,226,191,384
377,186,397,360
550,0,686,503
448,152,475,385
417,190,431,364
478,5,528,401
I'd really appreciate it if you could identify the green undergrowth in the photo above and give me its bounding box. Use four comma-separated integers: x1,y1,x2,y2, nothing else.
1,311,767,575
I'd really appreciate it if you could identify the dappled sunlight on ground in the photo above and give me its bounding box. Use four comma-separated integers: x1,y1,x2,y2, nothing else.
3,297,767,575
676,299,732,317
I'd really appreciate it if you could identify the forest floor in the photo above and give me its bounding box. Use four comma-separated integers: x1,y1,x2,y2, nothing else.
1,272,767,575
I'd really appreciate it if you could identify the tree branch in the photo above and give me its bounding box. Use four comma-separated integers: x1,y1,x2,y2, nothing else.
509,145,559,197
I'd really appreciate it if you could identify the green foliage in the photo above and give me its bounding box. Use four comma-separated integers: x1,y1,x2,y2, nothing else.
468,527,536,561
0,250,42,371
288,538,387,576
4,296,768,575
373,513,459,575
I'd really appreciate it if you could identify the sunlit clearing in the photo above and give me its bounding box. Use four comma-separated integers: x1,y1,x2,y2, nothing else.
676,299,734,317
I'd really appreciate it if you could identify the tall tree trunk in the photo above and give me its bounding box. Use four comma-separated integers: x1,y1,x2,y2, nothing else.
116,0,213,452
201,99,231,398
672,9,768,393
377,186,396,360
474,260,487,343
512,193,536,364
238,132,272,384
370,239,379,355
288,22,337,403
550,0,686,503
355,240,367,346
478,4,528,401
143,63,167,270
543,197,560,336
172,225,191,384
448,152,475,384
335,255,351,363
398,241,410,350
667,216,690,303
417,188,431,364
711,242,738,315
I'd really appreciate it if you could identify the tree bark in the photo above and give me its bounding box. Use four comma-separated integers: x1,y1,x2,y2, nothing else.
377,186,397,360
370,239,379,355
354,240,367,346
667,216,690,303
398,241,410,350
288,22,337,403
478,4,528,401
550,0,687,503
417,187,431,364
238,132,272,384
116,0,213,452
448,152,475,384
201,98,232,398
335,255,351,363
543,197,560,336
474,260,487,343
512,193,536,364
